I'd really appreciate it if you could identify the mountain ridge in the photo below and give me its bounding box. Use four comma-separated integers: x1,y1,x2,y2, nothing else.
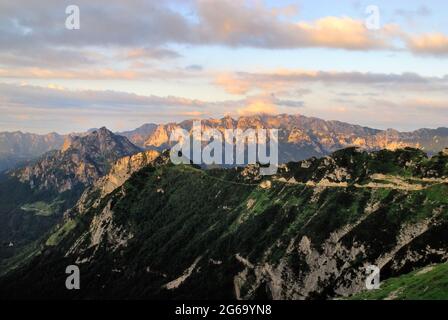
0,128,142,268
1,147,447,299
13,127,141,193
2,114,448,172
0,131,65,172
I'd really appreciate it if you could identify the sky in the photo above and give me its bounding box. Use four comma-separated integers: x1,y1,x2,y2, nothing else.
1,0,448,133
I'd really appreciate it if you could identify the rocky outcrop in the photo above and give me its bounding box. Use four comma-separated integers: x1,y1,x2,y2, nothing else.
118,123,157,147
13,127,141,192
97,150,160,196
63,149,161,256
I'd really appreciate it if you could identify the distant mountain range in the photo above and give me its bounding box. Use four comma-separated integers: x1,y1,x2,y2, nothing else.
118,123,158,147
0,131,65,172
135,115,448,163
2,114,448,173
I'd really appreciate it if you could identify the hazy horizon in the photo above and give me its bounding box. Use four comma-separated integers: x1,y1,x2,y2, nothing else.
2,112,448,136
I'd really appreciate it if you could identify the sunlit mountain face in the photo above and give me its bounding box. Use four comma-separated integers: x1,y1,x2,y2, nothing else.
1,0,448,302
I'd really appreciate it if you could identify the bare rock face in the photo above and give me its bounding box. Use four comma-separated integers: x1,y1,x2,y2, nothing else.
63,150,161,259
144,124,180,147
66,149,161,220
118,123,157,147
98,150,160,196
139,114,448,165
13,127,141,192
232,193,448,300
62,127,141,158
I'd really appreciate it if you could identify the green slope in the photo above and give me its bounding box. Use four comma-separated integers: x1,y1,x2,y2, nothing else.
351,263,448,300
1,148,448,299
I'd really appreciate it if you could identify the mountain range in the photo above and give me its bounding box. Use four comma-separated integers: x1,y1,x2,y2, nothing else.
1,146,448,299
0,131,65,172
129,114,448,159
0,113,448,299
2,114,448,173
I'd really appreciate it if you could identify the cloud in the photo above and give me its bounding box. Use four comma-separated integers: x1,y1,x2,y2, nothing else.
394,6,431,19
0,66,197,80
178,110,206,117
215,73,253,95
406,98,448,112
125,47,181,60
0,68,140,80
214,69,448,95
296,17,391,50
237,102,277,116
2,1,448,133
0,82,308,132
351,97,448,130
405,33,448,56
0,0,402,63
0,82,207,110
47,83,65,91
236,94,303,116
1,0,446,81
185,64,203,71
1,81,448,134
0,82,305,114
0,82,219,132
0,0,191,74
0,47,104,68
0,0,192,48
195,0,397,50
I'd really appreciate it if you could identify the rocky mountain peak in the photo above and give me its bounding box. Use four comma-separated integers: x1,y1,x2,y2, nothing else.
61,127,140,157
13,128,141,193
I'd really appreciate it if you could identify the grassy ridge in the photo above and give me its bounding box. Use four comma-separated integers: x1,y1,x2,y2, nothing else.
351,263,448,300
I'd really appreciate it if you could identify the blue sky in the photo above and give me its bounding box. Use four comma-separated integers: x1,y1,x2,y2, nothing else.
0,0,448,133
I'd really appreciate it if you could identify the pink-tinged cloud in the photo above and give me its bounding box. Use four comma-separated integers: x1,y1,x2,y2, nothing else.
237,97,278,116
125,47,181,60
406,33,448,56
214,69,448,95
214,74,253,95
197,0,397,50
296,17,393,50
0,68,139,80
1,0,447,69
0,67,196,80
